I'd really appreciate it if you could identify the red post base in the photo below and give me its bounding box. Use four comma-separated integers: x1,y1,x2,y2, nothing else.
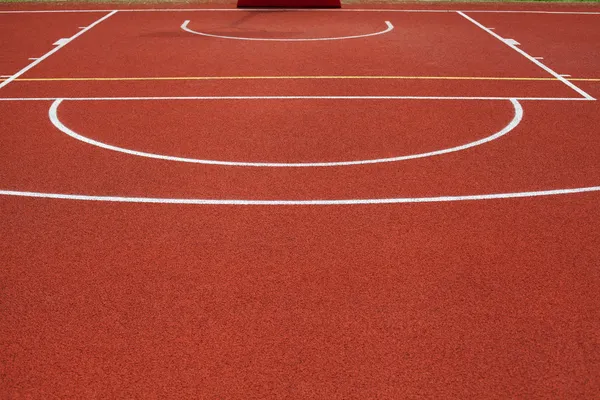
237,0,341,8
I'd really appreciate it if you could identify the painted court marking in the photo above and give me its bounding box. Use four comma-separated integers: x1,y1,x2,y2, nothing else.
0,10,117,91
49,98,522,167
457,11,595,101
0,7,598,204
4,75,600,82
0,9,599,14
53,38,71,46
0,11,595,101
181,19,393,41
1,186,599,205
0,96,591,101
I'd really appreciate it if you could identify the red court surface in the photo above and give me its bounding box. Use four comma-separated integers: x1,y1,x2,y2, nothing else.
1,3,600,398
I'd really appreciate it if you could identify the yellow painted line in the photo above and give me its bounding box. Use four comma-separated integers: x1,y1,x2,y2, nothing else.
2,76,599,82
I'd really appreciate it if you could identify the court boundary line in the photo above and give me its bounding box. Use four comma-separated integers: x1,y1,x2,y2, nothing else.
0,9,599,15
1,185,599,205
456,11,595,101
49,98,522,167
0,10,118,91
0,96,592,101
181,19,393,41
3,76,600,82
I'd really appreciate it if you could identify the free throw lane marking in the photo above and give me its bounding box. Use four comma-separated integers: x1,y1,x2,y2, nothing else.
181,19,394,41
53,38,71,46
0,10,118,91
49,98,522,167
457,11,595,101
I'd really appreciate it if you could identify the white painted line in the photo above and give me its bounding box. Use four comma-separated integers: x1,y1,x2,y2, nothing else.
534,57,544,60
561,74,572,77
53,38,70,46
466,10,600,15
1,185,599,205
0,10,115,13
0,96,591,102
181,19,394,41
0,9,599,14
0,10,117,91
504,38,520,46
0,9,443,14
49,98,522,167
79,26,88,29
28,58,39,60
457,11,596,101
0,75,11,78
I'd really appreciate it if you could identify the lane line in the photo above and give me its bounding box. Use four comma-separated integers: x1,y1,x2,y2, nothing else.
0,10,117,91
181,19,394,41
4,75,600,82
503,38,520,46
53,38,71,46
1,186,599,205
457,11,596,101
49,98,522,167
0,96,589,101
0,9,599,14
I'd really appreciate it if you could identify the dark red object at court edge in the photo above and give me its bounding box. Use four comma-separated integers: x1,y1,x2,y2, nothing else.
237,0,341,8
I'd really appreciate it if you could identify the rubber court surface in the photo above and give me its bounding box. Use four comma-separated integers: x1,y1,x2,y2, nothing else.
1,2,599,397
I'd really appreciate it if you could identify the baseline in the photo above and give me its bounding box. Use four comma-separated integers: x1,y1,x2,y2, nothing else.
181,19,393,41
0,96,590,101
49,98,522,167
0,9,599,15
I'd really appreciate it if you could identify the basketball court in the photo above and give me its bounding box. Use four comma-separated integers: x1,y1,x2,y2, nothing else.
1,3,599,397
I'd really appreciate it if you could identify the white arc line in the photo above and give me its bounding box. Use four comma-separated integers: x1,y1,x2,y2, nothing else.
0,10,118,90
181,19,394,41
456,11,596,101
49,98,522,167
1,186,599,205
